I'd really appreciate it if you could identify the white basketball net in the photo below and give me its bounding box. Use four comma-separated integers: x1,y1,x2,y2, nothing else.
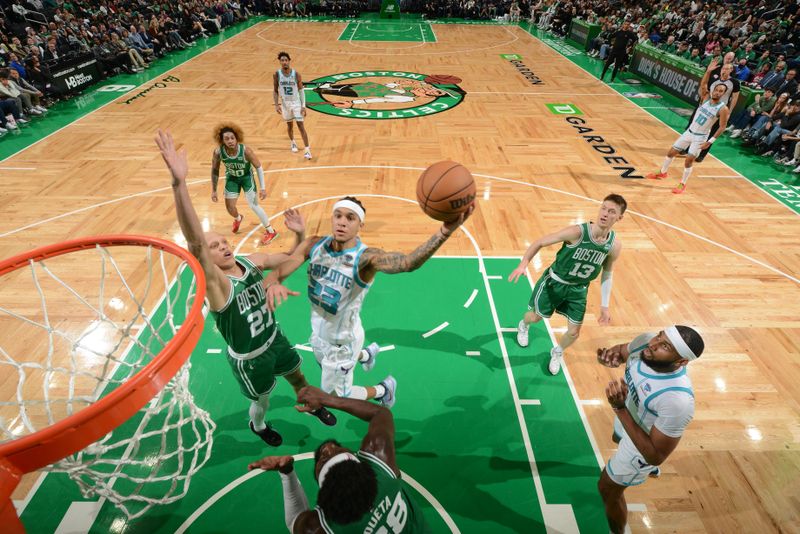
0,243,215,520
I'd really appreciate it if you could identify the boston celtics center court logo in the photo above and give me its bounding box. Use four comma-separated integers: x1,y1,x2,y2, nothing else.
304,70,466,120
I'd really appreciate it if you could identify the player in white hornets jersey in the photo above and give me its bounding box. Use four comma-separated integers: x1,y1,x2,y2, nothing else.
273,51,312,160
264,196,473,407
646,82,729,194
596,325,705,534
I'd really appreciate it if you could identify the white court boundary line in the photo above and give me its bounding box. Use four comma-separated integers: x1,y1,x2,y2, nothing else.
256,22,519,56
523,266,606,469
174,453,461,533
4,165,798,286
513,25,799,216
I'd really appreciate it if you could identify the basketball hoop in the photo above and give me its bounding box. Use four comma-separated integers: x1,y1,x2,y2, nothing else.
0,235,213,532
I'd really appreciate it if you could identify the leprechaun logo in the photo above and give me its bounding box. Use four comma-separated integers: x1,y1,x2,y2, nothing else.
304,71,466,120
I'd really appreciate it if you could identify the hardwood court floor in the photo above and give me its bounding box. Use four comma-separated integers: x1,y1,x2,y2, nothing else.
1,19,799,533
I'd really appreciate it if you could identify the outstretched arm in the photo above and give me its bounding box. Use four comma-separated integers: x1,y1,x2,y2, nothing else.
210,148,221,202
508,224,582,283
246,456,322,533
273,72,281,114
598,238,622,325
297,71,306,115
358,205,474,282
248,208,307,270
244,145,266,199
263,235,323,311
296,386,398,476
156,130,229,310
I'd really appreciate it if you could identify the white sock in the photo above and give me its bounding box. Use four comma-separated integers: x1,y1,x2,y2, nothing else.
304,146,311,152
681,166,693,185
660,156,674,174
265,224,275,233
373,384,386,398
245,191,271,228
346,385,369,400
249,395,270,431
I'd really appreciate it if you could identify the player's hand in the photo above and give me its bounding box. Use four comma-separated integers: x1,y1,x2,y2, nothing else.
295,385,331,413
301,106,307,117
605,378,628,410
259,189,267,200
211,191,218,202
598,306,611,325
508,265,528,284
248,455,295,474
333,101,353,109
155,129,188,185
266,283,300,311
700,141,712,150
707,57,719,71
441,204,475,236
283,208,305,234
597,347,622,368
275,105,281,115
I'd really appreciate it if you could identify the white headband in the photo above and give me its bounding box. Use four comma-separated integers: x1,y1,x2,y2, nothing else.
665,326,698,361
318,452,359,487
333,200,365,222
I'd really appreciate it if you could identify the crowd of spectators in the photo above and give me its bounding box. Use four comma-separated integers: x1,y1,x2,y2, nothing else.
0,0,264,137
533,0,800,172
5,0,800,171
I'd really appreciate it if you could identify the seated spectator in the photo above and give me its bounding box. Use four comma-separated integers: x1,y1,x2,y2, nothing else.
676,42,692,60
122,28,154,61
749,62,772,87
0,68,41,116
8,53,26,79
688,47,703,64
24,55,55,98
0,93,28,133
42,38,60,63
773,68,798,98
736,42,757,63
760,61,787,91
742,94,792,145
757,102,800,156
109,32,148,71
701,44,722,67
137,24,164,57
704,32,720,55
8,68,46,113
734,57,751,81
91,35,138,75
660,35,677,54
729,88,775,137
587,23,614,59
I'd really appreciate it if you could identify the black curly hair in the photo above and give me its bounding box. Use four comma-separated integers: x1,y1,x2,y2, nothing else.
675,325,705,359
317,460,378,525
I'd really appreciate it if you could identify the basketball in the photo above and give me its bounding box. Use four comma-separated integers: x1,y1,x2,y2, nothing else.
416,161,476,222
425,74,463,84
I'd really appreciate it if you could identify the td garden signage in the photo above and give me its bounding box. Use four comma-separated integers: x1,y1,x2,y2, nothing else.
304,71,466,120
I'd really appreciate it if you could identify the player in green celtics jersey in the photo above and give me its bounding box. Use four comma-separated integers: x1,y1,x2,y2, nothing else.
157,130,336,448
508,194,626,376
249,386,430,533
211,123,280,246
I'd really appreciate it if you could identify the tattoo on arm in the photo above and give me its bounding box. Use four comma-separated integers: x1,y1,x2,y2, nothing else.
364,231,448,274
